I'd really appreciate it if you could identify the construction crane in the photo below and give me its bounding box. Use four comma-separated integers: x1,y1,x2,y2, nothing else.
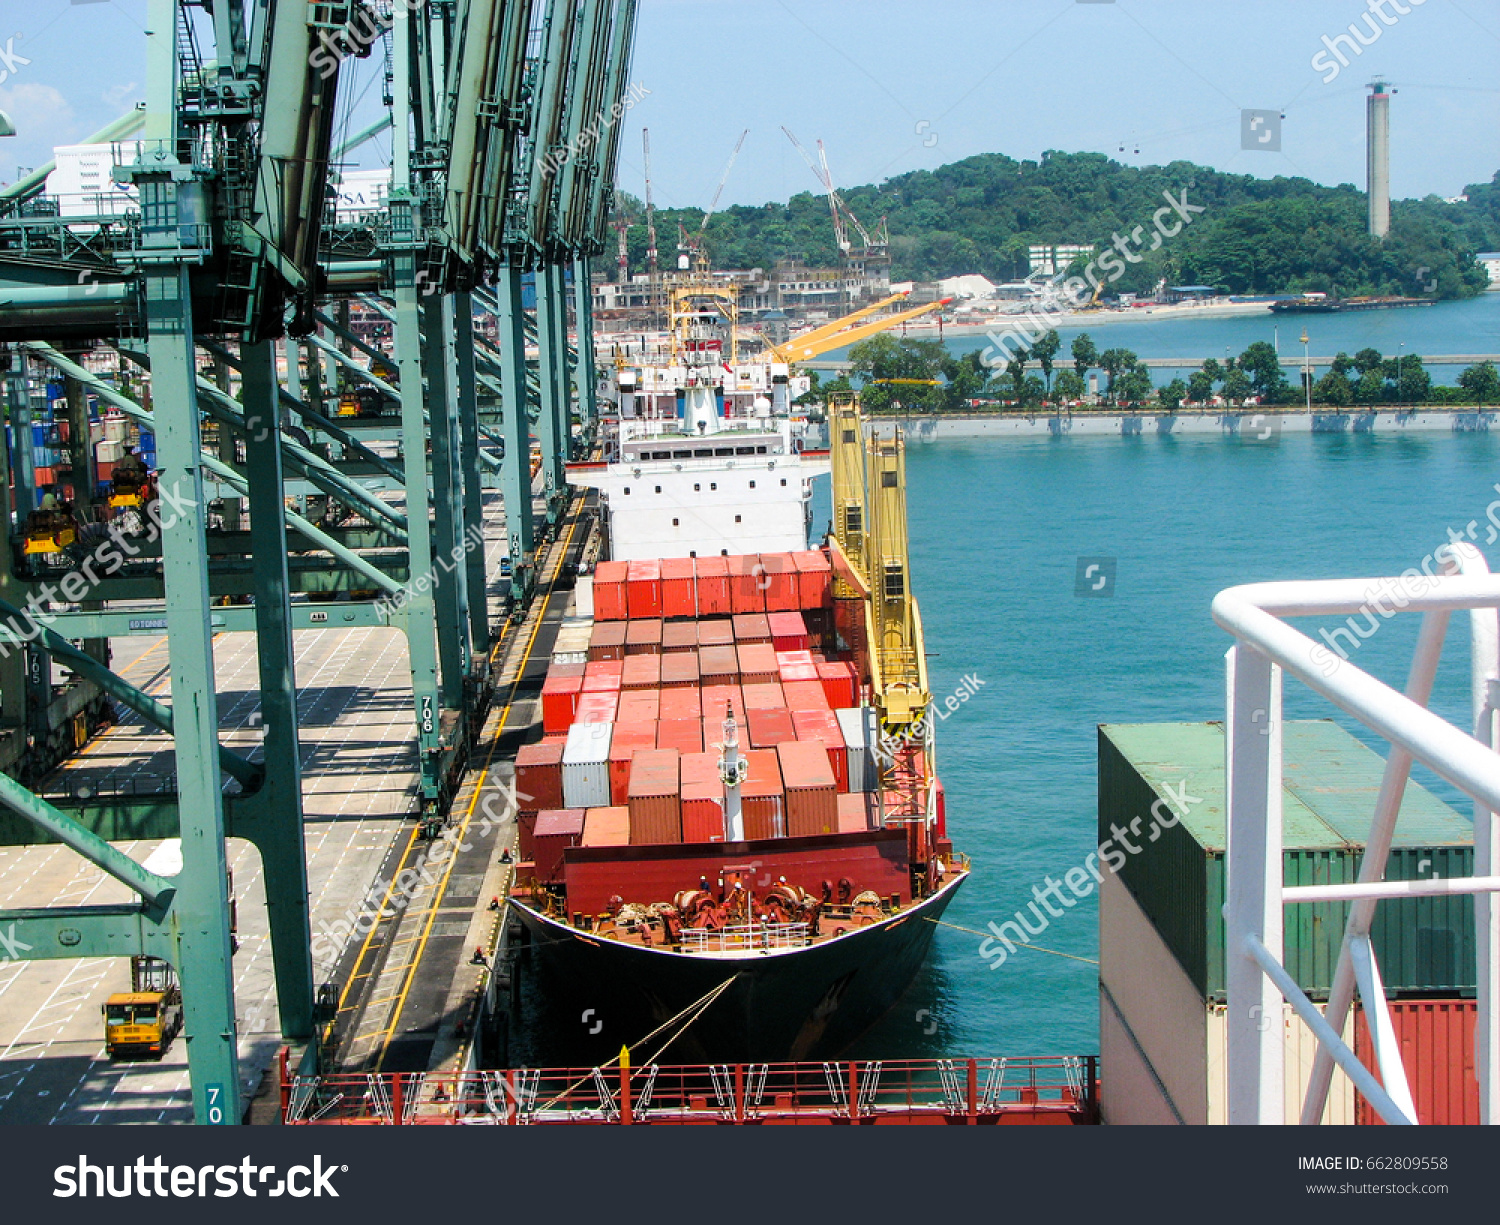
766,295,952,364
642,128,658,278
781,128,891,309
677,128,748,272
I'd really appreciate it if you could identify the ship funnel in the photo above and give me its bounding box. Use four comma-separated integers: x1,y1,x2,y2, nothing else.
684,382,721,435
719,702,747,842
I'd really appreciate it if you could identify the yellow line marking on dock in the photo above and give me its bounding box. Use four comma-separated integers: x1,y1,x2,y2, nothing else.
369,502,583,1071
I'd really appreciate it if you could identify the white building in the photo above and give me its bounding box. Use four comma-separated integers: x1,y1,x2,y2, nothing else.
1477,252,1500,289
44,143,140,217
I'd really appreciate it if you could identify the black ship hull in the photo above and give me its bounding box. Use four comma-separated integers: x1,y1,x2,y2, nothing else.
508,873,967,1064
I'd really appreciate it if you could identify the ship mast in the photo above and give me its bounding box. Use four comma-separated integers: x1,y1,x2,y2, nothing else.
718,702,748,841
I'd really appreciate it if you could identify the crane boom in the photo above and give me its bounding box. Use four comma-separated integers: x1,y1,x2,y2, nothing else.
773,297,952,364
701,128,748,237
642,128,657,275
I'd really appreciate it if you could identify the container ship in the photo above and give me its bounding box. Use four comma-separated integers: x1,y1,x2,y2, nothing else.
503,289,967,1063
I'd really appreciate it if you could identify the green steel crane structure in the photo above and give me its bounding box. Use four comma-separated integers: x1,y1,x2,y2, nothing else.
0,0,638,1122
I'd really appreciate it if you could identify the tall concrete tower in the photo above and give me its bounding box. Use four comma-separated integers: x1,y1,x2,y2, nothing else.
1366,79,1391,239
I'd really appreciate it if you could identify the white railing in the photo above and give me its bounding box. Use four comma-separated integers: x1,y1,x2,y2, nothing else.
1211,542,1498,1125
678,922,811,954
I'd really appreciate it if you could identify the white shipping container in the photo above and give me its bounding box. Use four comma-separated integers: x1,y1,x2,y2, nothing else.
562,720,613,809
104,417,127,443
553,619,593,655
1099,869,1355,1125
835,707,873,792
97,440,122,463
551,650,588,667
573,575,595,619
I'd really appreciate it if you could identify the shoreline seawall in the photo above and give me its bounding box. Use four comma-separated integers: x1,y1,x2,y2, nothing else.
876,407,1499,441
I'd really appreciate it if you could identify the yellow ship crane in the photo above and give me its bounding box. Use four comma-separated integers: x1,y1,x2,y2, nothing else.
768,296,952,365
827,392,930,732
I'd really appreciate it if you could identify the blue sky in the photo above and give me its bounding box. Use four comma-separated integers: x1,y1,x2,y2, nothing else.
2,0,1496,209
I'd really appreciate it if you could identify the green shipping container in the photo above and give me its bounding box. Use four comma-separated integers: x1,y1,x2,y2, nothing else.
1099,720,1474,1003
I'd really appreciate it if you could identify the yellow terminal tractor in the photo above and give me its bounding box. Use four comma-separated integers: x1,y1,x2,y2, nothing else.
102,956,183,1060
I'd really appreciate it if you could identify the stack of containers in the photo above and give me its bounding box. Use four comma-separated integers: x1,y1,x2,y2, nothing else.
608,723,655,804
583,659,623,691
694,556,732,616
541,673,582,734
616,689,659,723
657,718,703,755
593,561,628,620
837,792,873,833
732,613,771,644
552,619,592,666
698,619,734,648
1097,720,1475,1125
699,643,739,688
760,553,800,612
532,810,585,881
680,751,725,843
661,651,700,688
791,549,832,607
737,643,779,685
626,559,663,618
777,741,839,836
791,707,847,789
836,707,875,793
817,659,860,708
628,748,682,844
728,555,764,613
662,622,698,654
620,654,661,690
660,557,697,617
574,690,618,725
625,619,661,654
768,611,810,652
581,806,630,848
562,722,613,809
739,749,785,839
588,621,627,661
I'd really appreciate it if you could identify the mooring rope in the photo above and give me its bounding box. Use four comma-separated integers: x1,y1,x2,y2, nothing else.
923,916,1099,965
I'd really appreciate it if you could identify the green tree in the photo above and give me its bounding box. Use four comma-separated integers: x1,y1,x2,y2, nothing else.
1239,341,1290,403
1353,368,1386,404
1222,367,1252,406
1395,355,1431,404
1116,365,1154,405
1353,347,1385,375
1004,349,1030,401
1459,361,1500,404
1330,351,1354,376
1313,370,1354,406
1187,370,1216,403
1098,347,1137,402
1031,330,1061,390
1158,378,1188,411
1071,332,1098,380
1053,370,1086,402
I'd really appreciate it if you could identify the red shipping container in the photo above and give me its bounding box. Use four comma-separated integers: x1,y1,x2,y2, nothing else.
792,549,832,609
1355,1000,1480,1125
541,672,582,734
620,653,662,690
694,555,732,616
736,642,780,685
739,748,784,839
746,706,795,749
661,556,697,618
658,686,702,722
575,690,618,724
791,707,847,790
782,679,831,712
517,810,538,861
760,552,800,611
837,791,872,833
662,621,698,653
661,651,700,688
699,644,740,685
780,662,820,684
680,752,724,843
731,612,771,643
817,659,860,709
656,717,704,755
701,683,745,723
515,740,565,810
626,558,663,618
532,808,585,882
627,748,681,844
593,560,629,621
581,806,630,848
607,724,655,805
768,612,810,653
742,681,786,711
583,659,623,692
777,741,838,837
588,620,627,661
696,618,734,648
624,618,663,655
615,689,660,724
728,554,765,614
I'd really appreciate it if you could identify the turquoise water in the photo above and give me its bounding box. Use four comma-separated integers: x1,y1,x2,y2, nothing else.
851,428,1500,1059
830,291,1500,386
